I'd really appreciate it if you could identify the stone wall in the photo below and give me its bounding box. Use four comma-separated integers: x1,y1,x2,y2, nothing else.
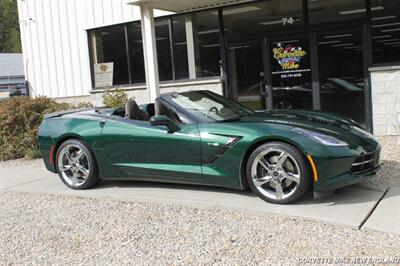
55,78,223,107
370,66,400,136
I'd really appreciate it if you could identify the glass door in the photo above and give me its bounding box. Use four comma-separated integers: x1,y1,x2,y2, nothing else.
227,42,265,110
267,36,312,110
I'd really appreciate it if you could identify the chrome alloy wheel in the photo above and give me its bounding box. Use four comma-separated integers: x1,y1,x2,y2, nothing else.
250,148,301,201
57,144,90,187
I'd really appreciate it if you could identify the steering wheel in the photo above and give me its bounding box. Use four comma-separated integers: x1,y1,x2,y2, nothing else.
209,107,219,115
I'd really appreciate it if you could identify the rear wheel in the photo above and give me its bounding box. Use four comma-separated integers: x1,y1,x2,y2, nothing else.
55,139,99,190
246,142,310,204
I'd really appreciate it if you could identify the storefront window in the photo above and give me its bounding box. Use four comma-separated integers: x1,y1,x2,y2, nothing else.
371,0,400,65
308,0,366,24
173,15,190,80
223,0,304,41
317,31,365,125
229,43,264,110
127,22,145,84
155,18,173,81
91,25,129,86
193,10,221,78
89,9,222,87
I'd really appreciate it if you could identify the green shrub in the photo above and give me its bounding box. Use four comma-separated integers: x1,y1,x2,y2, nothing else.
76,102,94,108
24,148,42,160
102,88,128,108
0,97,78,161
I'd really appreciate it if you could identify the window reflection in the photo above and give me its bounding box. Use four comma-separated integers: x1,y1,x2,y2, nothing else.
173,15,190,80
172,10,221,80
155,18,173,81
223,0,303,41
229,43,264,110
317,31,365,125
308,0,366,24
194,11,221,78
371,0,400,65
127,22,145,84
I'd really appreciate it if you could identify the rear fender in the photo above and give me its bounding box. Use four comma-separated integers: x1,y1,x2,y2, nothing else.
39,116,104,173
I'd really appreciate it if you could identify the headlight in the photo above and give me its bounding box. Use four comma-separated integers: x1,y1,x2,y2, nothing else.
292,128,348,147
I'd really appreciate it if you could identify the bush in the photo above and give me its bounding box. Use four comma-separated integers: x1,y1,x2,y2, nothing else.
76,102,94,108
24,148,42,160
0,96,88,161
102,88,128,108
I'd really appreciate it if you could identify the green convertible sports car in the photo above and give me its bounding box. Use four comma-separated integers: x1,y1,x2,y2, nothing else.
38,90,381,204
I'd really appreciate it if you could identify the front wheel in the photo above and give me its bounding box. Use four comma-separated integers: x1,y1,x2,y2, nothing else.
55,139,99,190
246,142,310,204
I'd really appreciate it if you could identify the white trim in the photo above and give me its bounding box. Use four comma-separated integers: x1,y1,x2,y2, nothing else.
140,3,160,102
89,77,222,93
369,65,400,72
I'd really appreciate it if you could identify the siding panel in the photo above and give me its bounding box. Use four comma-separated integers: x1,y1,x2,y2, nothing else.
17,0,170,98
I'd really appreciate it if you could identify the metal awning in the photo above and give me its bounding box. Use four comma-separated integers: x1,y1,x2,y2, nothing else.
128,0,255,13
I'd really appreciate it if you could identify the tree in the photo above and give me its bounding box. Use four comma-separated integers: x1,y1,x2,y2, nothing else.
0,0,22,53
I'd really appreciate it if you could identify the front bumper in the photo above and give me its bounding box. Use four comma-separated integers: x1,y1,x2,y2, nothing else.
314,165,381,192
313,149,381,192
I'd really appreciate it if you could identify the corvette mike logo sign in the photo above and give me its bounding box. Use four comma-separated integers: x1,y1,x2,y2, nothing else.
273,44,306,70
271,42,311,79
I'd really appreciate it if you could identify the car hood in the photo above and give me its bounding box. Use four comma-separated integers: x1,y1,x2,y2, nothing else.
241,110,355,130
238,109,379,150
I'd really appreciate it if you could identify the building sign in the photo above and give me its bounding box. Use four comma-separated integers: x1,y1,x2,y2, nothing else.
271,42,311,79
282,17,296,25
0,91,10,99
94,62,113,87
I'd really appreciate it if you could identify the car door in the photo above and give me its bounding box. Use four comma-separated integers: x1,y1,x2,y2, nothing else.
100,117,202,184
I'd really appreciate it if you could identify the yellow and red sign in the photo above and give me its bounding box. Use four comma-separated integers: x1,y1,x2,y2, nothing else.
273,44,307,71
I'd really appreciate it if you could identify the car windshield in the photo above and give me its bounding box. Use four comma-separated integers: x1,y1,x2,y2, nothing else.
166,91,254,122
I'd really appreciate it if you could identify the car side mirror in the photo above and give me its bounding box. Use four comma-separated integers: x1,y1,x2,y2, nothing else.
150,115,181,133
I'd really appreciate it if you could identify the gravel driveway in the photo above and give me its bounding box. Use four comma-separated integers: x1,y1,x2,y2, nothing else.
368,136,400,189
0,191,399,266
1,136,399,265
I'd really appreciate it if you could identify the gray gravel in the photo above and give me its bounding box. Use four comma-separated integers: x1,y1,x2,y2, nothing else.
0,137,399,265
368,136,400,190
1,191,400,266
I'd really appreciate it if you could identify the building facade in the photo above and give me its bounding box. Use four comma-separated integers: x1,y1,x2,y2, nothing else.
17,0,400,135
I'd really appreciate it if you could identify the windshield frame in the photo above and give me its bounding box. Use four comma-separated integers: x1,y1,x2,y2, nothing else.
159,90,254,124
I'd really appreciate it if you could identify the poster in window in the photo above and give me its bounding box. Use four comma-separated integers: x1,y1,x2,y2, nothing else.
94,63,114,87
271,42,310,79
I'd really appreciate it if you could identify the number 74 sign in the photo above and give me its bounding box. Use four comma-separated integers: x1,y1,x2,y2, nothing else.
282,17,295,25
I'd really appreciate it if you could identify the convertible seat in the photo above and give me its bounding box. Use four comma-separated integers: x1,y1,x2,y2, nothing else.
155,100,182,123
125,99,149,121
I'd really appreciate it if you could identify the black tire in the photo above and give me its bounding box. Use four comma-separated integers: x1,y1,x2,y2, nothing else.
55,139,99,190
246,142,310,204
